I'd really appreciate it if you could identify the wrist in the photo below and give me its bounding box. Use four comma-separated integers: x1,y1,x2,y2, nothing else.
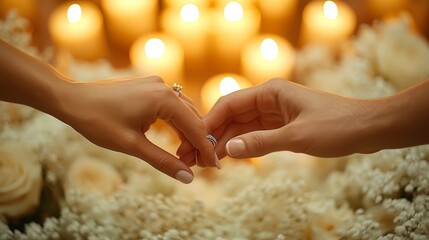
37,68,79,122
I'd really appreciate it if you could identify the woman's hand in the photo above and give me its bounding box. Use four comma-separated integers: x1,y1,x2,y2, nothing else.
178,78,381,162
57,76,218,183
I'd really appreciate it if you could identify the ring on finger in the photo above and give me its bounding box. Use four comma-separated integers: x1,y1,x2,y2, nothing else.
172,83,183,97
206,134,217,147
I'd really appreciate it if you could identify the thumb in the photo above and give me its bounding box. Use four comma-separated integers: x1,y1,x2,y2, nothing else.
225,129,286,158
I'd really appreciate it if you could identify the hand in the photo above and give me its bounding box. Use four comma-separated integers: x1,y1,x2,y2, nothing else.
58,76,218,183
178,78,379,161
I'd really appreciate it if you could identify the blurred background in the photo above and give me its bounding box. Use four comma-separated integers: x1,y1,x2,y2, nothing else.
1,0,428,112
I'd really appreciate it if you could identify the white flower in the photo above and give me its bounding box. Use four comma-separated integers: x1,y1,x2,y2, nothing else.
65,156,122,196
375,16,429,90
0,140,42,218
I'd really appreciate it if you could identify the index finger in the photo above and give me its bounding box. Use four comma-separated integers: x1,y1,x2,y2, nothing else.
204,86,260,133
159,92,217,168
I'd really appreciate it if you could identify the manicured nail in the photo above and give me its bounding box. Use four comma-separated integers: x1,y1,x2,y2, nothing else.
226,139,245,157
214,153,221,169
175,170,193,184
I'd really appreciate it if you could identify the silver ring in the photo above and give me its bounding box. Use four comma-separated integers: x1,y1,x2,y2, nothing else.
206,134,217,147
172,83,182,97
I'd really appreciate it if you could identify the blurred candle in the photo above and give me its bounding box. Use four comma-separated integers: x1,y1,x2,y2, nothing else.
212,1,260,64
48,2,106,60
101,0,157,49
300,0,356,49
130,34,184,85
241,35,295,84
201,74,252,113
161,3,209,62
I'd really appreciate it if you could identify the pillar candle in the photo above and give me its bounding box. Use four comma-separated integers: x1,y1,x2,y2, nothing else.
212,1,260,64
300,0,356,49
161,3,209,61
200,73,252,113
48,2,105,60
130,34,184,86
101,0,157,49
241,35,295,84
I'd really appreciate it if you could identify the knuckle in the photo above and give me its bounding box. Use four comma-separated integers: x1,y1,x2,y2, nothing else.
151,154,174,172
149,75,165,83
249,134,266,152
116,132,139,154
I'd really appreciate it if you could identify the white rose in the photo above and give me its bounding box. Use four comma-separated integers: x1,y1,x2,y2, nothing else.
0,141,42,218
65,156,122,196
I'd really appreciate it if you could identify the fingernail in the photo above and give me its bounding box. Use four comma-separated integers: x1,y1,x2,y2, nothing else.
214,153,221,169
175,170,193,184
226,139,245,157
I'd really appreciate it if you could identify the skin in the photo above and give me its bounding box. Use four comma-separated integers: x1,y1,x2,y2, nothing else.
0,39,218,184
178,78,429,164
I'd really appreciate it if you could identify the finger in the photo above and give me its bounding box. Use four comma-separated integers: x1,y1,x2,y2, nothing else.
160,92,217,168
182,99,202,119
178,117,261,161
225,128,289,158
132,134,195,184
181,149,197,166
204,87,260,135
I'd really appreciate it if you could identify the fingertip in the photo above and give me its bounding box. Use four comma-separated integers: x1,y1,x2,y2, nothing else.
226,138,246,158
175,170,194,184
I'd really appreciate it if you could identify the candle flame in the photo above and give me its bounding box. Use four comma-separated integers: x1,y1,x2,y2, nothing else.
180,4,200,23
220,77,240,96
260,38,279,61
323,0,338,20
67,4,82,23
224,2,243,22
144,38,165,59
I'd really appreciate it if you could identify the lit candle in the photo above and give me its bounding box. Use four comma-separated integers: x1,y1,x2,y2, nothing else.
48,2,106,60
241,35,295,84
101,0,157,49
161,3,209,62
130,34,184,86
300,0,356,49
200,74,252,113
212,1,260,65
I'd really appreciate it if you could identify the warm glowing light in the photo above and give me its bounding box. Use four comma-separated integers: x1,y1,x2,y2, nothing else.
220,77,240,95
144,38,165,59
224,2,243,22
260,38,279,61
180,4,200,23
67,4,82,23
323,0,338,20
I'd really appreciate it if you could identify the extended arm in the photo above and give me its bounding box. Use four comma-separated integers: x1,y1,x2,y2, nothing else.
0,39,218,183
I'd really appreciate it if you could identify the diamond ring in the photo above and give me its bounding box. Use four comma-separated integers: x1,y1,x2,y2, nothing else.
171,83,183,97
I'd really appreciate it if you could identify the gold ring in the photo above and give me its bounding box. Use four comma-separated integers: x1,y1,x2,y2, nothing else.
172,83,183,97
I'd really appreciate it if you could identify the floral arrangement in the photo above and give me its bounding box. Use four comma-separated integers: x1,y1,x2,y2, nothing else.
1,12,429,240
